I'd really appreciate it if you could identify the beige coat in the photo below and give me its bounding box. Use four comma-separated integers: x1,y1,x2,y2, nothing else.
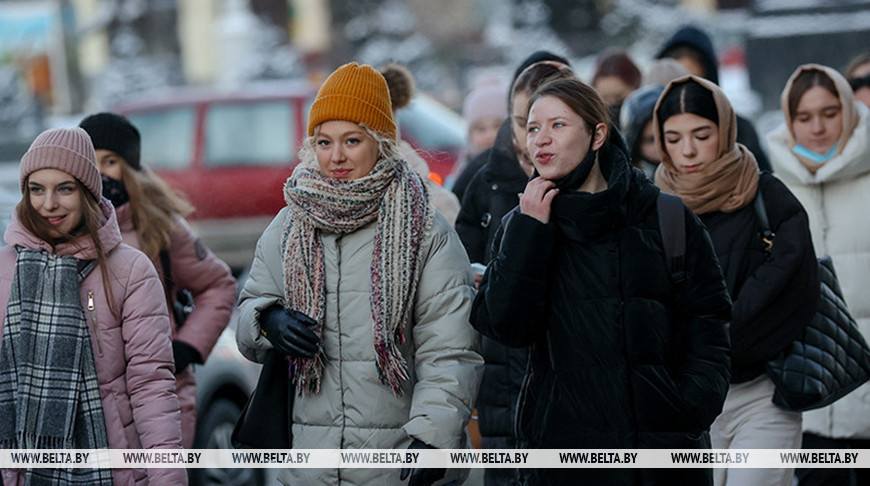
767,99,870,439
237,208,483,486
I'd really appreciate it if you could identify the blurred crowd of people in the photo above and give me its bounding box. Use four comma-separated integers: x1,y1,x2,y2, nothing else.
2,21,870,486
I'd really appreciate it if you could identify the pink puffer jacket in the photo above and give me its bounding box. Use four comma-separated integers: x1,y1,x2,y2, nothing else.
115,203,236,448
0,200,187,486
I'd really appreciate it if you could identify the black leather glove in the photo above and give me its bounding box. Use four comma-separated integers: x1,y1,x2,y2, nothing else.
172,340,202,374
399,439,446,486
258,305,319,358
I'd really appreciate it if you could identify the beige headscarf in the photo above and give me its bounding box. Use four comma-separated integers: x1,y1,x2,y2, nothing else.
653,75,759,215
780,63,860,174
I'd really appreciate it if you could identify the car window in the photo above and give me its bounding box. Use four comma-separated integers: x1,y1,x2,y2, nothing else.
397,95,467,150
204,101,295,167
127,107,196,170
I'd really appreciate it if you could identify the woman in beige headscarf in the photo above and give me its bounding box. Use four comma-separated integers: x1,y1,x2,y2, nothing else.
655,75,819,486
766,63,870,486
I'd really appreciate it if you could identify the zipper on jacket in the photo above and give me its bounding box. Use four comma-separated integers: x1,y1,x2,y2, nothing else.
87,291,104,355
334,235,345,483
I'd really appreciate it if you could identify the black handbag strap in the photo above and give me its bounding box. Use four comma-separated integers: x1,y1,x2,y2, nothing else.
158,249,176,315
752,187,776,260
657,192,686,284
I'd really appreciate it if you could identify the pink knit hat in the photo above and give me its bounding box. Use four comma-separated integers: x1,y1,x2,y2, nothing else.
20,127,101,200
462,79,508,128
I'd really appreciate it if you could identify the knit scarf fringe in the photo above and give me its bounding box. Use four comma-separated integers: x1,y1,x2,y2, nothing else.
1,432,72,450
282,155,432,397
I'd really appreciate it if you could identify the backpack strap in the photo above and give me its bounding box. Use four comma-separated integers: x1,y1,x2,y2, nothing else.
657,192,687,284
753,186,775,260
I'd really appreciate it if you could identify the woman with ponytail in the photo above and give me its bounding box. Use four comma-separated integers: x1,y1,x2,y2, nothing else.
471,77,732,485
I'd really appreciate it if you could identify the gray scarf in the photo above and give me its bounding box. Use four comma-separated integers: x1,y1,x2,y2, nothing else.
0,248,113,485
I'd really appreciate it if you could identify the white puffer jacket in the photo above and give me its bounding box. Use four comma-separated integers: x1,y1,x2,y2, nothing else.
237,207,483,486
767,102,870,439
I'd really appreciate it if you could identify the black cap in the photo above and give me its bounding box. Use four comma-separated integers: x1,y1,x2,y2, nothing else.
79,112,142,171
512,50,571,86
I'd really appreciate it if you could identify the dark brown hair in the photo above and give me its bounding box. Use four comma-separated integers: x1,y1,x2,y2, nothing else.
511,62,574,114
527,77,611,137
788,68,839,120
592,48,642,89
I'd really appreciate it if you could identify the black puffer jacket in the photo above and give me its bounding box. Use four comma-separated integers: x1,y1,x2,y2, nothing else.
456,120,529,264
471,140,732,485
456,119,530,468
701,172,818,383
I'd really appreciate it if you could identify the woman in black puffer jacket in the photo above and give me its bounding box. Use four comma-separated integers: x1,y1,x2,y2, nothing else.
456,56,574,486
471,77,732,486
654,76,818,486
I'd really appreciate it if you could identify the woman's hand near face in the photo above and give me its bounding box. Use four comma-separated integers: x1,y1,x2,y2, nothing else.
519,177,559,224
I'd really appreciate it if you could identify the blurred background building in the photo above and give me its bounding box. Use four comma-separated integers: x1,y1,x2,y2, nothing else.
0,0,868,162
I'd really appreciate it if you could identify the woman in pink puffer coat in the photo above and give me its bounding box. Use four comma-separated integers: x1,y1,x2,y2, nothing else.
0,127,187,485
80,113,237,449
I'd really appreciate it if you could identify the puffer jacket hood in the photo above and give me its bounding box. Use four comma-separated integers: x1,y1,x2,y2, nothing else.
620,85,665,163
768,93,870,186
656,25,719,85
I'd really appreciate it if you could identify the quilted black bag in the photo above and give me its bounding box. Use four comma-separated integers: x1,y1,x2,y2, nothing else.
754,189,870,412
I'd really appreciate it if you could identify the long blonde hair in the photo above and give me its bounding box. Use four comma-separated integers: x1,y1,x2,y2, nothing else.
120,162,194,259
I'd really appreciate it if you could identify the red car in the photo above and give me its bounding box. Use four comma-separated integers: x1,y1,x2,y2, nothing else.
114,82,466,271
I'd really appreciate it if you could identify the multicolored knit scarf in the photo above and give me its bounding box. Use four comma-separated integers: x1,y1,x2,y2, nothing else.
281,154,432,397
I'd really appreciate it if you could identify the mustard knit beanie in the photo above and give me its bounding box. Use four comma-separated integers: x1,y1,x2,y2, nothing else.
20,127,102,200
307,62,397,140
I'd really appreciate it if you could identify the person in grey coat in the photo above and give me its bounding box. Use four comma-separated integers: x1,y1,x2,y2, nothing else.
236,62,483,486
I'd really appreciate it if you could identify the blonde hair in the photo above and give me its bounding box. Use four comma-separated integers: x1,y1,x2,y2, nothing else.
301,123,401,168
120,162,194,260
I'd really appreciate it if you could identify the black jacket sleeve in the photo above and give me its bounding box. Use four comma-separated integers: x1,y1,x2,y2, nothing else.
455,170,489,264
452,149,490,202
730,176,819,366
470,210,555,348
672,207,733,430
736,115,771,173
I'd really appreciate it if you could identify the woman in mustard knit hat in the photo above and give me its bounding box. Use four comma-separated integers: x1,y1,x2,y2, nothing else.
237,62,483,486
0,127,187,485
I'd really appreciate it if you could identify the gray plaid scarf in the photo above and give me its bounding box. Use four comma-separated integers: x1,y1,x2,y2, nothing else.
0,248,113,485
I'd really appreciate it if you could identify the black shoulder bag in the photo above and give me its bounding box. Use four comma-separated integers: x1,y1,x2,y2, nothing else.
158,249,195,328
231,349,293,448
753,188,870,411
